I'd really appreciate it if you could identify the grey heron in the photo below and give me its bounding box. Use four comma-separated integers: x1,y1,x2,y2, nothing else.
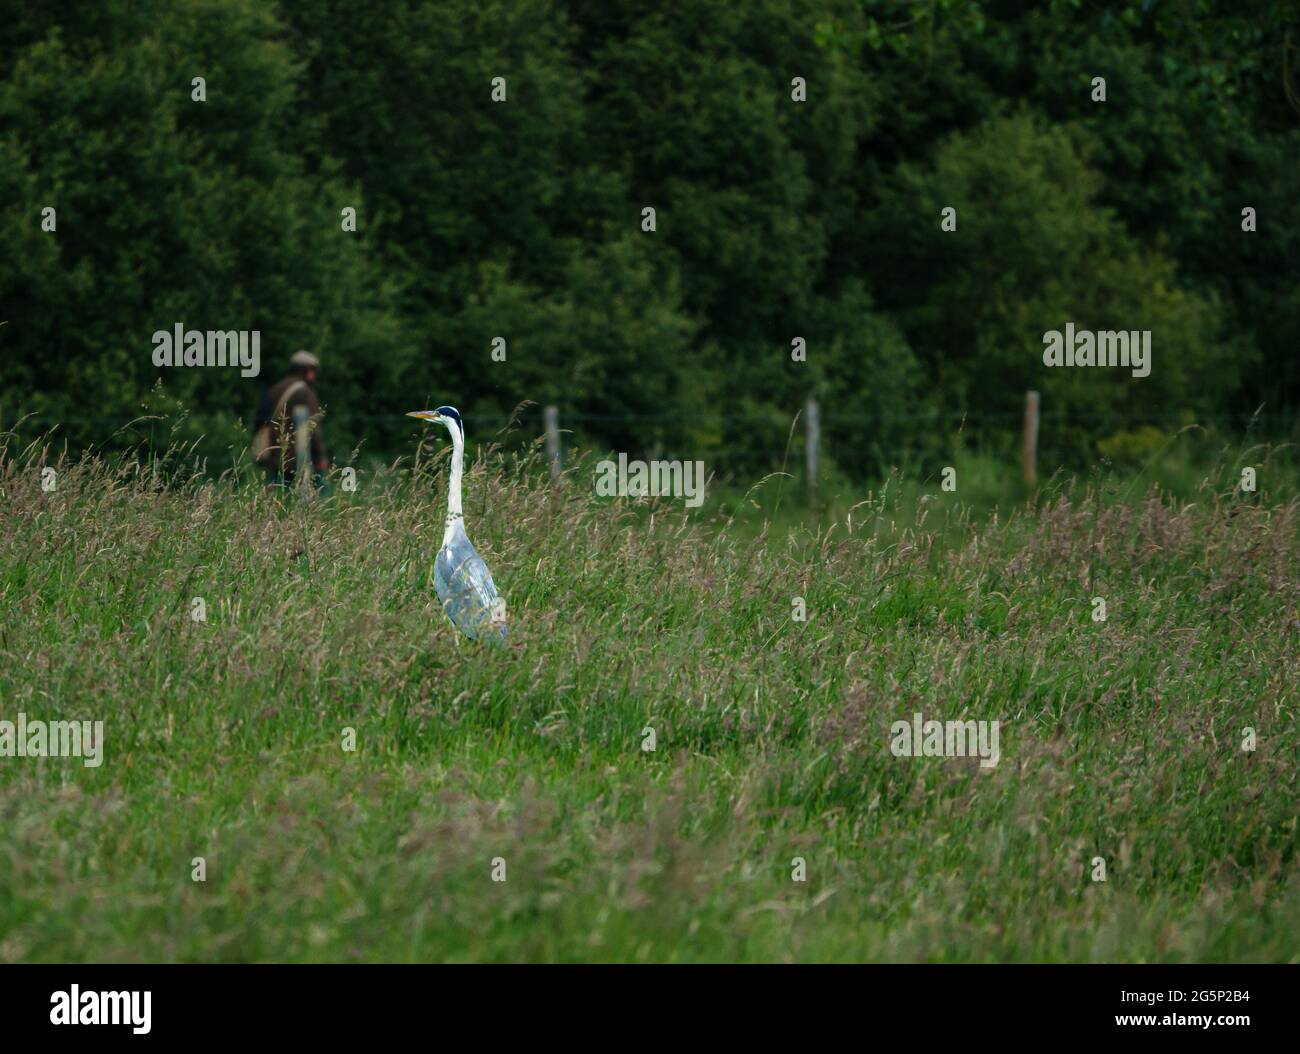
407,406,507,643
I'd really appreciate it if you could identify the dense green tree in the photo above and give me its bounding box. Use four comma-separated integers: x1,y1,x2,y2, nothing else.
863,111,1231,457
0,0,407,465
2,0,1296,480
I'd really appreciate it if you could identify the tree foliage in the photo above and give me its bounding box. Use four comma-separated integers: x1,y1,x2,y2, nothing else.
2,0,1296,474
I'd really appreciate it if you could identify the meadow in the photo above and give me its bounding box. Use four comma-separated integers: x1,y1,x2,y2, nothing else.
0,426,1297,962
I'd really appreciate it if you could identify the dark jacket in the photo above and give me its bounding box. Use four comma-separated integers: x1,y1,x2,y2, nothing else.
255,373,327,476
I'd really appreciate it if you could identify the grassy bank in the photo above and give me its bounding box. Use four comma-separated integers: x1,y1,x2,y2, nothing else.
0,435,1297,962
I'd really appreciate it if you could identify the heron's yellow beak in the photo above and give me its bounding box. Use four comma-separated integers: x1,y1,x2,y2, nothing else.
406,410,442,423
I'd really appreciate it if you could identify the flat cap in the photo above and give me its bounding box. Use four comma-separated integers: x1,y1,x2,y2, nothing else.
290,350,319,369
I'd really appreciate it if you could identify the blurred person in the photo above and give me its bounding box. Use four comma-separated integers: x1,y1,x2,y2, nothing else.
252,350,331,493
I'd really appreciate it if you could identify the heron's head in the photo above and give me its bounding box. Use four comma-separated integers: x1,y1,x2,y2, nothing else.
406,405,463,437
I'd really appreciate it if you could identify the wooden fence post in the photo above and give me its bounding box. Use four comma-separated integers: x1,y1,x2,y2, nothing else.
293,404,312,495
805,396,820,509
1023,390,1039,489
544,405,561,484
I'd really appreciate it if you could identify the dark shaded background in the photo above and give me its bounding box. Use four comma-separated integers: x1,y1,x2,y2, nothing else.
1,0,1297,479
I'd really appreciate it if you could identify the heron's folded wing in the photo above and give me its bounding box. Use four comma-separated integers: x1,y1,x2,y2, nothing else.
435,537,503,638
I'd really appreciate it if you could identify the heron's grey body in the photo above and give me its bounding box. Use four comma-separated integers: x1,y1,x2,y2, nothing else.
435,518,505,641
408,404,507,643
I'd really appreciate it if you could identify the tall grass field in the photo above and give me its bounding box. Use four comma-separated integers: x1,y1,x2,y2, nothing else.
1,430,1297,962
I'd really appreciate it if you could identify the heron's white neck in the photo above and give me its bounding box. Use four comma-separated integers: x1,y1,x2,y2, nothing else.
443,418,465,544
